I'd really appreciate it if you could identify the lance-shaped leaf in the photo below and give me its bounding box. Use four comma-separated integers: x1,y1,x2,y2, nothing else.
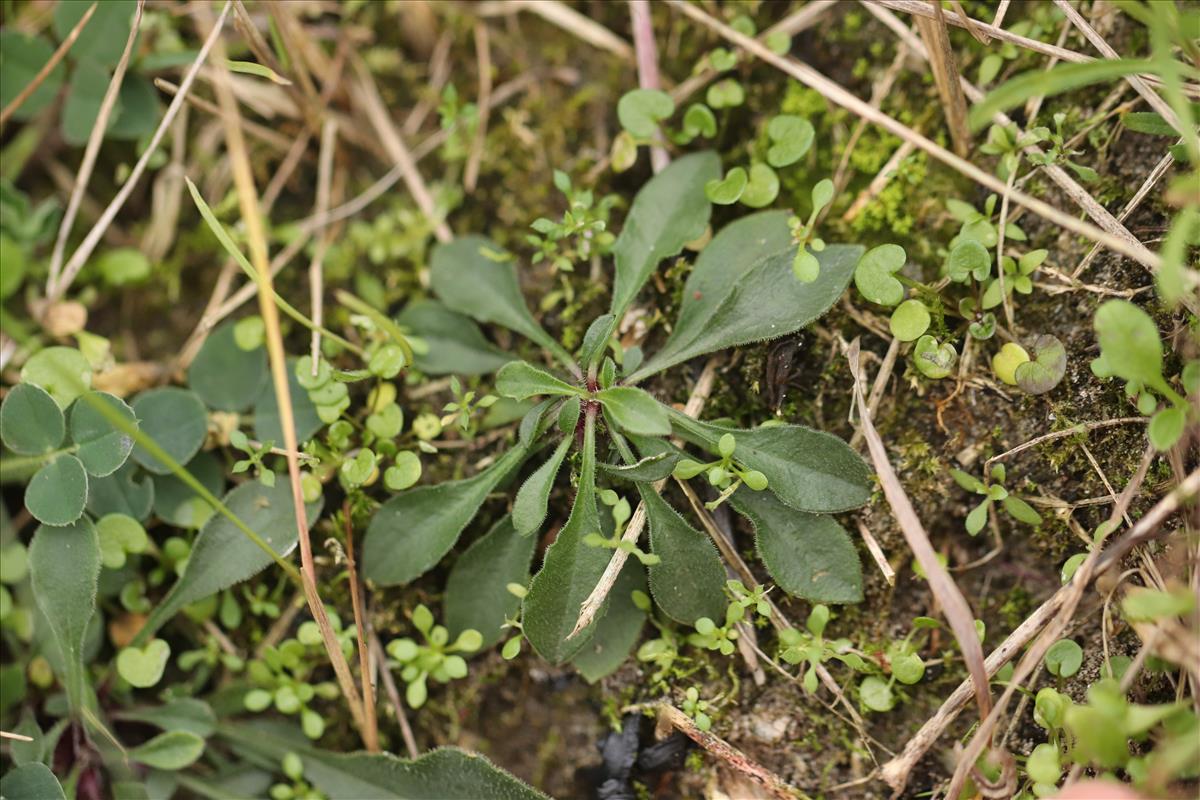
523,415,610,663
130,731,205,771
668,411,872,513
641,489,725,624
512,437,572,536
571,559,646,683
361,445,528,586
495,361,581,401
28,519,100,715
729,489,862,604
444,516,536,648
518,398,557,448
0,763,66,800
578,314,616,370
221,723,549,800
137,480,322,641
597,451,679,483
630,243,863,382
597,387,670,436
430,236,558,354
396,300,511,375
609,151,719,318
115,698,218,739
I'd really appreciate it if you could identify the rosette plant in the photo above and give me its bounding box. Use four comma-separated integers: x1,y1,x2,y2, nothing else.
361,152,873,670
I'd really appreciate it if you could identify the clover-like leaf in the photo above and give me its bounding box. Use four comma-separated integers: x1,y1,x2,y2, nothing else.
853,244,907,307
597,387,670,436
130,388,207,475
117,639,170,688
617,88,674,138
946,239,992,283
187,320,267,412
26,455,87,527
96,513,148,569
1,383,64,455
361,445,528,586
913,335,957,379
87,461,154,522
0,32,66,121
69,391,137,477
512,438,571,536
681,103,717,140
495,361,580,400
444,516,535,649
706,78,744,109
766,115,815,167
20,347,92,409
641,489,725,624
28,519,100,715
740,163,780,208
889,299,930,342
992,342,1030,386
705,166,747,205
1014,334,1067,395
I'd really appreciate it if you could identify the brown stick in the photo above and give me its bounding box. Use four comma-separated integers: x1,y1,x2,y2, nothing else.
463,23,492,192
629,0,669,173
914,0,971,156
342,501,379,751
0,2,97,127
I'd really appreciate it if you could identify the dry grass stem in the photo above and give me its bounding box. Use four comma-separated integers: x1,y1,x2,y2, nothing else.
474,0,633,61
914,0,972,156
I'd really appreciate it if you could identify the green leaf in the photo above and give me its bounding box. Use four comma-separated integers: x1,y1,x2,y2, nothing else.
137,481,322,641
853,244,907,306
969,59,1156,131
642,489,725,623
130,731,205,771
913,335,957,379
444,516,535,649
889,299,930,342
1121,111,1180,136
87,461,154,522
495,361,580,400
0,32,66,122
187,321,267,412
659,211,792,363
766,115,815,167
29,519,100,715
1121,586,1195,622
20,347,92,409
571,559,646,683
946,239,992,282
860,676,894,712
93,247,151,287
597,387,670,436
53,0,137,68
115,698,217,739
616,88,674,138
705,167,747,205
1093,300,1168,394
226,59,292,85
130,388,207,475
706,78,744,109
105,73,159,141
633,243,863,381
0,235,28,300
221,723,549,800
116,639,170,688
96,513,148,569
395,300,510,375
1002,495,1042,526
0,763,66,800
1044,638,1083,678
152,452,223,528
26,456,87,527
730,489,862,603
1148,407,1186,452
681,103,717,139
253,361,323,445
578,314,617,371
60,61,111,147
739,163,780,208
512,438,571,536
523,416,610,663
597,451,680,483
69,392,137,477
430,236,557,354
610,152,719,318
1,383,64,455
965,500,990,535
361,445,528,586
1014,334,1067,395
669,413,871,513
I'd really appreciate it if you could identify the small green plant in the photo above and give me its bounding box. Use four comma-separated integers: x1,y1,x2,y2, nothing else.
385,604,482,709
950,462,1043,535
681,686,716,732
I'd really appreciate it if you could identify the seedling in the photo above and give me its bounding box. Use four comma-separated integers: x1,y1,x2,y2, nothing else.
385,604,482,709
950,463,1042,535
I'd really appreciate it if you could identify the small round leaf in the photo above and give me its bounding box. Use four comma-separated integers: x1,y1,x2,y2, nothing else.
131,388,208,475
69,391,137,477
20,347,92,409
889,299,931,342
740,163,780,208
1014,334,1067,396
705,167,747,205
26,455,88,527
1,383,65,455
766,115,814,167
187,321,267,412
854,244,907,307
616,89,674,138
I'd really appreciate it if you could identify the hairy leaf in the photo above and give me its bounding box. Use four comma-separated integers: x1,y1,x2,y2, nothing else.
512,438,572,536
396,300,511,375
730,489,862,603
430,236,557,353
29,519,100,715
495,361,580,401
0,383,64,455
0,763,66,800
597,387,670,436
444,516,535,648
130,388,207,475
571,560,646,683
26,455,87,527
69,392,137,477
642,489,725,624
361,446,528,586
523,416,609,663
138,481,322,640
669,412,871,513
1092,300,1167,394
187,320,267,412
631,244,863,381
609,152,719,317
597,451,679,483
